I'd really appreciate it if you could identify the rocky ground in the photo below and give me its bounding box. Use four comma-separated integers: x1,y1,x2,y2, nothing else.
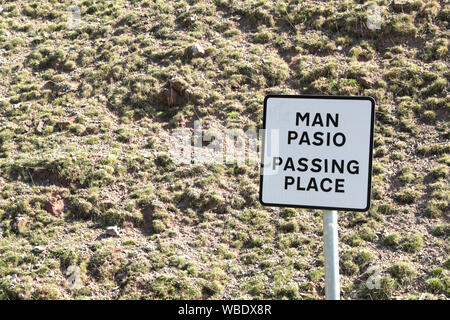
0,0,448,299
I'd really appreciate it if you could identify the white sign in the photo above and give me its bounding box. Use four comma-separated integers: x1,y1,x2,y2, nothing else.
260,95,375,211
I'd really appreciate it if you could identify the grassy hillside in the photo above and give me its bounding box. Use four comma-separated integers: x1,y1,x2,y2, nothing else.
0,0,448,300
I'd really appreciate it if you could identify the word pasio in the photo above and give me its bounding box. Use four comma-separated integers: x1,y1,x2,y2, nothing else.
260,95,375,211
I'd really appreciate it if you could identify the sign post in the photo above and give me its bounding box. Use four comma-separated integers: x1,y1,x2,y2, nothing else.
323,210,339,300
259,95,375,300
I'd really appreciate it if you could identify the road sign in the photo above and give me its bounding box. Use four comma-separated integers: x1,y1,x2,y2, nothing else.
259,95,375,212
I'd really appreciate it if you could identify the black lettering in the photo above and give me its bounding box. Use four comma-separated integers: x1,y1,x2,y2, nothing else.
297,158,308,172
299,131,310,145
333,133,346,147
320,178,333,192
312,113,324,126
311,158,321,172
326,132,331,146
287,131,297,144
347,160,359,174
296,113,309,126
331,159,344,174
273,157,282,170
335,179,345,193
307,178,318,191
326,113,339,127
296,177,306,190
284,157,295,171
312,132,323,146
284,176,294,190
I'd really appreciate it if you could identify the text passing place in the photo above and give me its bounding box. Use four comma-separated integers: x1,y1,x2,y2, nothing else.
260,95,375,211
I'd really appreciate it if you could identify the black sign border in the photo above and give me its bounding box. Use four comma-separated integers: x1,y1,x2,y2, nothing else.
259,94,376,212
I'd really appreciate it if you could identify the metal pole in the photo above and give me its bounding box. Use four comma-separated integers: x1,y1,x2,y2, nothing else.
323,210,340,300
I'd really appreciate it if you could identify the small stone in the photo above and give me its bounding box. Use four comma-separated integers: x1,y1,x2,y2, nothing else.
183,15,197,26
45,199,65,216
143,244,155,252
17,217,28,227
99,200,114,210
106,226,120,237
0,6,3,14
231,83,240,90
59,81,79,95
41,80,56,91
23,119,32,131
17,217,28,226
32,246,45,254
359,76,375,89
158,87,184,107
168,78,187,96
393,1,414,13
36,120,44,133
11,216,28,232
57,117,76,130
337,45,343,51
186,44,205,58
